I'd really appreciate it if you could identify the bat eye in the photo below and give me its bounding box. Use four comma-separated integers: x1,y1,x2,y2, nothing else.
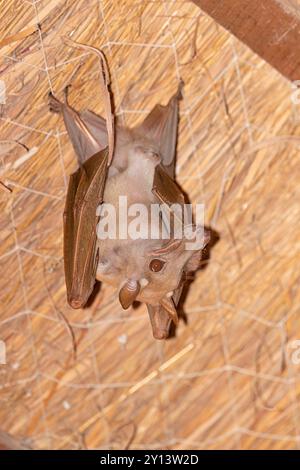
149,258,165,272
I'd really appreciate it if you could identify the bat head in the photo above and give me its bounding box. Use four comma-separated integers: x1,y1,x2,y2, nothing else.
96,226,210,339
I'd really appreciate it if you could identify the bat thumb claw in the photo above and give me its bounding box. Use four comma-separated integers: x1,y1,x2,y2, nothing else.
48,92,63,114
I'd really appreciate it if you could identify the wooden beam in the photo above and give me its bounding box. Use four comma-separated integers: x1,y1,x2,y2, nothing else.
192,0,300,81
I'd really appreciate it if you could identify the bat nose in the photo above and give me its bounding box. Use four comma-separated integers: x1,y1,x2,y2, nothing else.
153,328,168,340
68,296,85,309
119,279,141,309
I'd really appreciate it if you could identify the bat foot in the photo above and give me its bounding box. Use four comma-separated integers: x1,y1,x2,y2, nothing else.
64,84,71,104
176,78,184,100
48,91,63,114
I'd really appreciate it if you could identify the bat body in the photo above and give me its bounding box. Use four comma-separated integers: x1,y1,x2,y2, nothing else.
49,46,209,339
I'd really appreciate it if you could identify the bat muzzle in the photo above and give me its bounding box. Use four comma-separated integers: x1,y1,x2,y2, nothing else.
147,303,172,340
68,295,86,309
146,295,179,339
119,279,141,309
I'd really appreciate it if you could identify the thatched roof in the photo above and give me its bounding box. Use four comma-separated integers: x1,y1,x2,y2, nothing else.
0,0,300,449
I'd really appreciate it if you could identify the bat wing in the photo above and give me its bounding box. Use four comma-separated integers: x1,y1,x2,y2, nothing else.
152,164,185,207
80,109,108,146
137,81,183,178
49,93,106,164
64,147,109,309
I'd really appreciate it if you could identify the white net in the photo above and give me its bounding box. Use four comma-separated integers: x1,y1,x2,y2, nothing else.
0,0,300,450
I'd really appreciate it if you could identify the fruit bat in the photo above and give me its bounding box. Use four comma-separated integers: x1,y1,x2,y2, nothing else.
49,41,209,339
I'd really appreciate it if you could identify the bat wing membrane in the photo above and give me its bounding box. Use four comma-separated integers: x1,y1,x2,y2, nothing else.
49,92,106,164
137,81,183,177
64,148,109,308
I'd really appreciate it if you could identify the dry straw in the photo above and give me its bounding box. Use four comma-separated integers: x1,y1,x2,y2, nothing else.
0,0,300,450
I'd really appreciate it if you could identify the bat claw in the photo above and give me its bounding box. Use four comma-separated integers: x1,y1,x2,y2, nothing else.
176,78,184,100
48,92,63,114
64,84,71,104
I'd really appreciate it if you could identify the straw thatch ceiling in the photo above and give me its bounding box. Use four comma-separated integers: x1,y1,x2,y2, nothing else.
0,0,300,450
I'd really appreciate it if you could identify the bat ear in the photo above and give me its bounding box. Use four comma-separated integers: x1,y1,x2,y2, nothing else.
183,227,210,272
136,80,183,176
183,225,210,249
192,226,210,247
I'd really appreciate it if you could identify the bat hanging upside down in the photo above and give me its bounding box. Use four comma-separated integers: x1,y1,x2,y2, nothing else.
49,40,209,339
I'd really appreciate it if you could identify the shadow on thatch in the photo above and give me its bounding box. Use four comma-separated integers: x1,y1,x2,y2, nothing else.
168,226,220,339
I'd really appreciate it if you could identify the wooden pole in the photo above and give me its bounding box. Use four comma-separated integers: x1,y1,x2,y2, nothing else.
192,0,300,81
